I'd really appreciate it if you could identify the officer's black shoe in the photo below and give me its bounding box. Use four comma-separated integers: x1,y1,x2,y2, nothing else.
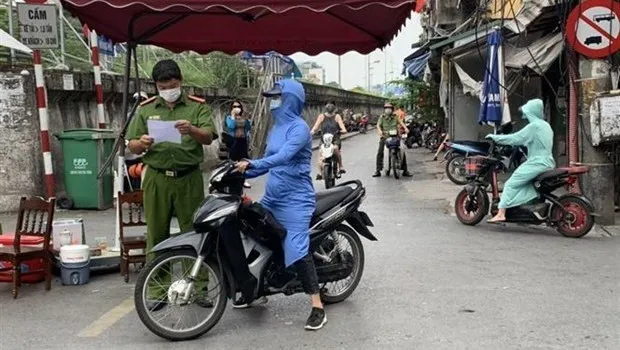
372,171,381,177
316,174,323,180
402,171,413,177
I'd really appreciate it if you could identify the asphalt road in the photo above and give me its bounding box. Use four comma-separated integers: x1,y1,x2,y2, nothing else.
1,133,619,349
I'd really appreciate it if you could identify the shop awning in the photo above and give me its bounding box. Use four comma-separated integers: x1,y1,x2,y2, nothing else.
402,50,431,79
0,29,32,54
429,21,501,51
60,0,416,55
505,32,563,75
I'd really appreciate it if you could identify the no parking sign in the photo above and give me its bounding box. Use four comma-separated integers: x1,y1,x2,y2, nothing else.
566,0,620,58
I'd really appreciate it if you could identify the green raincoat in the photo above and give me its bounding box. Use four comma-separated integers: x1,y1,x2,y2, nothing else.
486,99,555,209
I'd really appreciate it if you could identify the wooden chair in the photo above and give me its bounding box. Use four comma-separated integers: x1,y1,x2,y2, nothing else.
0,197,55,298
117,191,147,283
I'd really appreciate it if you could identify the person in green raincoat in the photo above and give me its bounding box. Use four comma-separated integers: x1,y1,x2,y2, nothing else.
486,98,555,223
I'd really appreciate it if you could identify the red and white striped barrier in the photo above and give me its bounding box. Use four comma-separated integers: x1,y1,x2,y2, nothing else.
89,30,106,129
33,50,55,199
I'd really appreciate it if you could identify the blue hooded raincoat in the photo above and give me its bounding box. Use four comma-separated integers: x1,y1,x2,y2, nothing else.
487,98,555,209
246,79,315,267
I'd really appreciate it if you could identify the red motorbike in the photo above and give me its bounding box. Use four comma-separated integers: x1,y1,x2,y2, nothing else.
454,141,597,238
357,115,369,134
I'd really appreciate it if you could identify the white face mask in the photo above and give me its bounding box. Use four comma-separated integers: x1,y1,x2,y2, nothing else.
269,98,281,110
159,87,181,103
232,107,242,115
384,108,393,115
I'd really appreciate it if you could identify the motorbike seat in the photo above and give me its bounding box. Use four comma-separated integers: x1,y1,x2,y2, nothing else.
534,169,568,182
314,186,354,217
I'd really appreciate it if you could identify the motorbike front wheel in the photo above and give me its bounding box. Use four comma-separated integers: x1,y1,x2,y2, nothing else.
323,161,335,189
134,249,227,341
445,155,468,185
392,150,400,179
455,188,489,226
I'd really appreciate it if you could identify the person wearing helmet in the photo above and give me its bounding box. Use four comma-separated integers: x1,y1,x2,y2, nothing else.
373,102,413,177
310,101,348,179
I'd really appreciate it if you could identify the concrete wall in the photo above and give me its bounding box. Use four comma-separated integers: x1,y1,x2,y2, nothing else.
0,69,385,212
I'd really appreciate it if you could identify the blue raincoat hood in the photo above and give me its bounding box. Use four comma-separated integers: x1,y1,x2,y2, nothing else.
271,79,305,124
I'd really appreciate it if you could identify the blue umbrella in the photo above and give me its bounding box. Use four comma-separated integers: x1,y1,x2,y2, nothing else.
478,28,510,127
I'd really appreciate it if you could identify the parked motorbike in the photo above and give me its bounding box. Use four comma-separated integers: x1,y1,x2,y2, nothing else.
384,129,403,179
358,115,369,134
404,116,423,149
320,133,339,189
454,141,596,238
421,122,439,150
134,160,375,340
444,141,527,185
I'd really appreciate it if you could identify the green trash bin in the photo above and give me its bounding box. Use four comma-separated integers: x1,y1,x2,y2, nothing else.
55,129,117,210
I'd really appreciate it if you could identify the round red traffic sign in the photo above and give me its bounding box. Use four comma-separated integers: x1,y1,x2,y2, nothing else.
566,0,620,58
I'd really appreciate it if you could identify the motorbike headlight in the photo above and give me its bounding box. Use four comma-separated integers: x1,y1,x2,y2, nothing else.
202,204,238,223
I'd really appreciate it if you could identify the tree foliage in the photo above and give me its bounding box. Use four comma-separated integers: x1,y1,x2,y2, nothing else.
326,81,341,88
390,79,443,123
0,7,254,93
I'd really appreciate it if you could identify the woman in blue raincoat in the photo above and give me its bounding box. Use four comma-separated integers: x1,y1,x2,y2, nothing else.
486,98,555,223
235,79,327,331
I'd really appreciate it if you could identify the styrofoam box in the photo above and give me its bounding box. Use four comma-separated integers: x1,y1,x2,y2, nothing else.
52,219,85,250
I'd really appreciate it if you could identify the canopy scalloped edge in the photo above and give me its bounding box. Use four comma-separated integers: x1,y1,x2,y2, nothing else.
63,0,415,13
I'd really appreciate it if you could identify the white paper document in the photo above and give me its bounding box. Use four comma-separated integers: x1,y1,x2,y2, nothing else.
147,120,182,144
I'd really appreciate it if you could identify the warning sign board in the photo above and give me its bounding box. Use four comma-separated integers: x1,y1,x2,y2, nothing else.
17,3,59,49
566,0,620,58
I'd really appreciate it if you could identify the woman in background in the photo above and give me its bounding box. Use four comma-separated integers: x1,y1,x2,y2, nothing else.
224,100,252,188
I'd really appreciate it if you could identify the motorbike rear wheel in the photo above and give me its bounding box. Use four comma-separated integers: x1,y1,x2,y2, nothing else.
134,250,227,341
319,225,365,304
445,154,468,185
455,188,489,226
552,195,595,238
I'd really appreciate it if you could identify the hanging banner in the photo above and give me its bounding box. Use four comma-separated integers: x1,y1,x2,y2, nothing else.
98,35,115,56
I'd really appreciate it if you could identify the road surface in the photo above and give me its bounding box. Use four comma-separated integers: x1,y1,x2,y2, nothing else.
1,133,618,349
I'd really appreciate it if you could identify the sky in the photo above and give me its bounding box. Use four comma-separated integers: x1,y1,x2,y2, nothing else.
290,14,422,90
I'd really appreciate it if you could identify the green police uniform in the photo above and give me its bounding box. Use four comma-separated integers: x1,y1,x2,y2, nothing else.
126,92,213,299
375,113,408,172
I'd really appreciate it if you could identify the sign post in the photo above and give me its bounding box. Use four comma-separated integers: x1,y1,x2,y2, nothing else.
18,1,60,199
566,0,620,58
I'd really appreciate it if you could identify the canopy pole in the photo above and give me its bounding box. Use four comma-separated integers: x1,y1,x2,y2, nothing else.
8,0,14,65
34,50,55,199
112,44,134,252
89,30,106,128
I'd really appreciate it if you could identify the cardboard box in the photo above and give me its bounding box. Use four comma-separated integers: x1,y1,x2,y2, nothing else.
52,219,85,250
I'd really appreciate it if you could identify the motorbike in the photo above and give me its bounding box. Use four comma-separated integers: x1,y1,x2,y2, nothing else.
134,160,376,341
454,141,597,238
384,129,403,179
404,116,423,149
444,141,527,185
357,115,369,134
421,122,439,150
320,133,339,189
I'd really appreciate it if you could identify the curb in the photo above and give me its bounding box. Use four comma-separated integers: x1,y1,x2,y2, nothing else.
312,126,375,151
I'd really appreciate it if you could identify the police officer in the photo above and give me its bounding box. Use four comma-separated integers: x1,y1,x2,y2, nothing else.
373,102,413,177
126,59,214,309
